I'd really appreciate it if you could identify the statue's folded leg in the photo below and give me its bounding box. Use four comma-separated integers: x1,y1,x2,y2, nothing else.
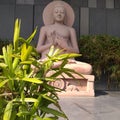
51,59,92,75
64,61,92,75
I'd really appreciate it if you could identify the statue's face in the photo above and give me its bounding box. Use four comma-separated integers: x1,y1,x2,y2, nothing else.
53,6,65,23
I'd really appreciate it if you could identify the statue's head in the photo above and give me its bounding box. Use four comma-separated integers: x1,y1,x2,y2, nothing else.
43,1,75,27
53,3,66,24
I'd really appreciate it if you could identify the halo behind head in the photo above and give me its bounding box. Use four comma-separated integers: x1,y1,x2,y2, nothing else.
43,1,75,27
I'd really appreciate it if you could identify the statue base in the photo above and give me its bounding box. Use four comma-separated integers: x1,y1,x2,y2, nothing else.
49,74,95,97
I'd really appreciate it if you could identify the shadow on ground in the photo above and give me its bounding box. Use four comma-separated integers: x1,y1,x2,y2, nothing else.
95,90,108,97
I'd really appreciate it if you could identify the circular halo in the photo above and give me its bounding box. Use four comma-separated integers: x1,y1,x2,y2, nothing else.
43,1,75,27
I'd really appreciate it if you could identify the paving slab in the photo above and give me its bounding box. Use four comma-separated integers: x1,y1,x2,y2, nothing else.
58,91,120,120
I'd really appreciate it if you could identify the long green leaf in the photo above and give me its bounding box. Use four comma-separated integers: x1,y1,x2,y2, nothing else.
43,117,58,120
3,101,13,120
13,98,38,103
0,63,8,68
19,37,27,43
25,46,33,60
26,27,37,44
42,94,57,104
43,83,59,92
10,111,17,120
62,68,85,78
17,111,30,117
2,46,7,65
0,79,9,88
20,60,33,65
48,46,54,56
0,55,3,59
12,57,19,70
24,98,38,103
7,44,13,70
21,78,43,84
55,53,81,60
31,95,42,114
33,116,43,120
21,43,27,61
50,70,63,78
13,18,21,51
40,107,67,118
21,44,33,61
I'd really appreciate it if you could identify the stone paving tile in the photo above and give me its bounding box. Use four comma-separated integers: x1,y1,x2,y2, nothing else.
58,91,120,120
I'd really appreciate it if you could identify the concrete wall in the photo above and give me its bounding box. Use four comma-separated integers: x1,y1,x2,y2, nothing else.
0,0,120,46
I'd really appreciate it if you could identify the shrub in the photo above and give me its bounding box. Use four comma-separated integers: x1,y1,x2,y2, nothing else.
79,35,120,89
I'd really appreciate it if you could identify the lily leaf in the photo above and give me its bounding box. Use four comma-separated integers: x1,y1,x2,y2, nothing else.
43,117,58,120
0,55,3,59
40,107,67,118
13,18,21,51
0,63,8,68
33,116,43,120
0,79,9,88
42,94,57,104
20,60,33,65
26,27,37,44
21,77,43,84
3,101,13,120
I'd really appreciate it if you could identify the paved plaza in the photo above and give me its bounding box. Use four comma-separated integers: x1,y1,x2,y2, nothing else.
58,91,120,120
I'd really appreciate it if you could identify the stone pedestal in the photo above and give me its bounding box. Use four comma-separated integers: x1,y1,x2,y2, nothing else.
49,74,95,97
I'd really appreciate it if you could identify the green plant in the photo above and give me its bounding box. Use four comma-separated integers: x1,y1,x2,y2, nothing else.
0,19,81,120
78,35,120,89
0,39,10,54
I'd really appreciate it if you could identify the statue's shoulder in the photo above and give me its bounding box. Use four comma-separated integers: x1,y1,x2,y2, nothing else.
40,25,52,32
65,25,75,32
41,25,53,30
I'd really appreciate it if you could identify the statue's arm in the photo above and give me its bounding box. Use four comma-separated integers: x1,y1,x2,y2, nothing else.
69,28,79,53
60,28,79,53
36,27,52,53
56,28,79,53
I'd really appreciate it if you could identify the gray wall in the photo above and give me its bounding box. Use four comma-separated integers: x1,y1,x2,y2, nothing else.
0,0,120,46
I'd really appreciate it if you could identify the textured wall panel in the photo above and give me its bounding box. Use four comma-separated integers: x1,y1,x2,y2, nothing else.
88,0,97,8
72,7,80,39
34,0,52,5
34,5,45,46
114,0,120,8
71,0,88,7
89,8,106,34
0,5,15,40
97,0,106,8
106,0,114,8
16,0,34,4
15,5,33,39
80,8,89,35
0,0,15,4
107,9,120,37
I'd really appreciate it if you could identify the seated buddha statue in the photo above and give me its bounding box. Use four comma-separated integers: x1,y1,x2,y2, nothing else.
36,1,92,75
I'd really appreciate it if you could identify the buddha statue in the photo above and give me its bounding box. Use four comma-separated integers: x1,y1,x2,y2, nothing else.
36,1,92,75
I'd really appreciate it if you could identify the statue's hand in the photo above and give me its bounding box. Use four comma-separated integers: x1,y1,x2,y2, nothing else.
49,30,57,45
53,33,67,48
56,37,68,49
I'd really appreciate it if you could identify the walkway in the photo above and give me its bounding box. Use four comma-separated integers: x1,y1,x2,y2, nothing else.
59,91,120,120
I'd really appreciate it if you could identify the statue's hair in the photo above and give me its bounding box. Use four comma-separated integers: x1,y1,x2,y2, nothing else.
54,2,65,8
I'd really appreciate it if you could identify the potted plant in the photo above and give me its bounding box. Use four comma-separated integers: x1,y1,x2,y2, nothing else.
0,19,81,120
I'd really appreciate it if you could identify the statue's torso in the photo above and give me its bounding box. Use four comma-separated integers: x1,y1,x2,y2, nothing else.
41,24,72,59
45,24,71,43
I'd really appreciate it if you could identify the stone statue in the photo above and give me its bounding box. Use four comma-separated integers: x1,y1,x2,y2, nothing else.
36,1,92,75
